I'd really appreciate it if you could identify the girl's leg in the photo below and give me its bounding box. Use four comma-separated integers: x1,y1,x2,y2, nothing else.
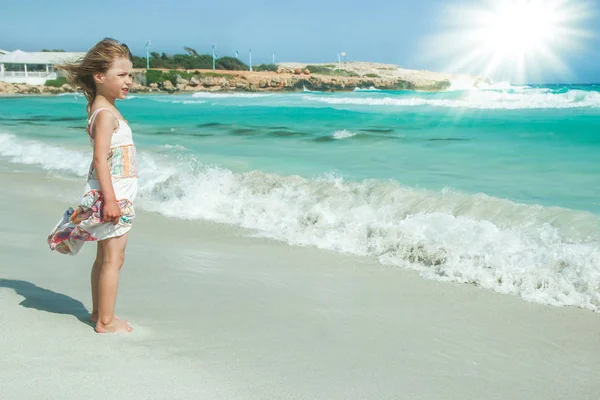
95,233,132,333
90,243,104,322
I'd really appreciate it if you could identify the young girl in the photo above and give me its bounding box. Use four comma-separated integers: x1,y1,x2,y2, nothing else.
47,38,138,333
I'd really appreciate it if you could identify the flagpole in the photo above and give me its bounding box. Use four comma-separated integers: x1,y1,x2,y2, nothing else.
145,40,151,70
212,44,216,71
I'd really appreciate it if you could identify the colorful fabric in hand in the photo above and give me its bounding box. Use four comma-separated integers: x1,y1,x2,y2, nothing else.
48,190,135,255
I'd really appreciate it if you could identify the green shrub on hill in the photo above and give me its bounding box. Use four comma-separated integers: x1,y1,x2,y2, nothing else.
216,57,248,71
145,70,164,85
254,64,278,72
306,65,359,77
132,48,249,70
44,77,68,87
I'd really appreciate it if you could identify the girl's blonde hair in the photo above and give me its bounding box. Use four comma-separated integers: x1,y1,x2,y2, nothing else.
57,38,133,110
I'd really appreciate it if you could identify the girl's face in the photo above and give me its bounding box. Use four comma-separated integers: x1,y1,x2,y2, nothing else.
95,58,133,100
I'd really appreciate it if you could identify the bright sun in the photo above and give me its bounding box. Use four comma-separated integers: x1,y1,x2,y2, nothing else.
482,1,557,55
424,0,592,83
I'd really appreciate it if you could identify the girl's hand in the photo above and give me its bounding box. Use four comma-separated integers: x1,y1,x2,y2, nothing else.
102,200,122,225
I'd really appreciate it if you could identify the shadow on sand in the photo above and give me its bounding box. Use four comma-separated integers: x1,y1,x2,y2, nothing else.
0,279,93,327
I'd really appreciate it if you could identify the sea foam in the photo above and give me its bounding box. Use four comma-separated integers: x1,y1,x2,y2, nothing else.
3,132,599,311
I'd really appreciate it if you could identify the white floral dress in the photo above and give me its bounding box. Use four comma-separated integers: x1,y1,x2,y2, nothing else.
48,108,138,255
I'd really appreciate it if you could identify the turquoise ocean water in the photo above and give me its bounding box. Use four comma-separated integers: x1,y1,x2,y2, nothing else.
1,84,599,310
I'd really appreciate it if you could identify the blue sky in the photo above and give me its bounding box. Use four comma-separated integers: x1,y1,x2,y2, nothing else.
1,0,598,83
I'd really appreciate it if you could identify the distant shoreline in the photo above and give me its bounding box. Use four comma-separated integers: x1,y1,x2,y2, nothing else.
0,62,492,95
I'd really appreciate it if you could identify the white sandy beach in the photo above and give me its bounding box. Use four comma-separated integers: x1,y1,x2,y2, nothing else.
1,164,600,399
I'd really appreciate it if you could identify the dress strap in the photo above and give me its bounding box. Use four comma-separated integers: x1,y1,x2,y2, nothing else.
87,108,118,138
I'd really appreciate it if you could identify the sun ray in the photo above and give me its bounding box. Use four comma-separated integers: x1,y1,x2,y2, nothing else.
420,0,594,83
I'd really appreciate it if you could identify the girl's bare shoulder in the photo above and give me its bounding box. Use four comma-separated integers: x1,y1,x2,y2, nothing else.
88,102,120,118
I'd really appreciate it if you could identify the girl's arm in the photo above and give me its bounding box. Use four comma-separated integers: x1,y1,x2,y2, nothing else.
91,112,121,224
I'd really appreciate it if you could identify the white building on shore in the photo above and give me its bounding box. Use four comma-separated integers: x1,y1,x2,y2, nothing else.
0,50,85,85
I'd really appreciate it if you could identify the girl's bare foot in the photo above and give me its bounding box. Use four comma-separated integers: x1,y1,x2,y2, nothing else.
91,313,126,325
95,317,133,333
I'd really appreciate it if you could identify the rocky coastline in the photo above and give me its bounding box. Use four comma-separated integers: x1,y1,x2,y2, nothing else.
0,62,489,95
